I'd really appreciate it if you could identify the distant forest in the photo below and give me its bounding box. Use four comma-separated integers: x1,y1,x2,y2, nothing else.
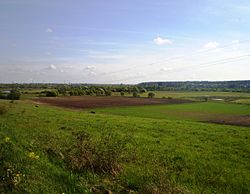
0,80,249,93
138,81,250,92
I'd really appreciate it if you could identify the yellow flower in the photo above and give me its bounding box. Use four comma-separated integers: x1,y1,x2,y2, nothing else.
5,137,10,142
28,152,39,160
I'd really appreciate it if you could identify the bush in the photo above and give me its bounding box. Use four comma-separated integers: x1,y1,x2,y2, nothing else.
0,137,27,193
148,92,155,98
104,90,112,96
140,88,147,93
120,92,125,96
45,91,58,97
132,92,139,98
0,92,6,99
66,130,131,176
0,105,7,115
7,90,21,100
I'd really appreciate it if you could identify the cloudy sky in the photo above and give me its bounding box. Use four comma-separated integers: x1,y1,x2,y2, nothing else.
0,0,250,83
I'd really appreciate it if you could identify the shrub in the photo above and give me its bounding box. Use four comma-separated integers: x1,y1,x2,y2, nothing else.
0,105,7,115
104,90,112,96
120,92,125,96
45,91,58,97
0,137,27,193
7,90,21,100
132,92,139,98
0,91,6,99
140,88,147,93
66,130,131,176
148,92,155,98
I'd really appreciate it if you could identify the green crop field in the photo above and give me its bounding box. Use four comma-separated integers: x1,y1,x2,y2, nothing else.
234,99,250,105
113,91,250,100
0,98,249,193
93,102,250,121
143,91,250,99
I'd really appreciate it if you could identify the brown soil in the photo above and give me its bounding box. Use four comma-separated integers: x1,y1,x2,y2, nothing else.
34,96,190,109
207,115,250,127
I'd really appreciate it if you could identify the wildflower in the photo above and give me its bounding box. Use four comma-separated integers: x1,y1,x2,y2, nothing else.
5,137,10,142
28,152,39,160
6,168,12,177
13,173,22,186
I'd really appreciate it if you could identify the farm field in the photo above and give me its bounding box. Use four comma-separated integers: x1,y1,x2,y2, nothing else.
113,91,250,101
1,0,250,193
17,88,250,102
0,96,250,193
234,98,250,105
34,94,250,126
34,96,190,109
94,102,250,127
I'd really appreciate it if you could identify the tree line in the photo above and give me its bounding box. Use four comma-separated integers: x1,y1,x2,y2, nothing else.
138,80,250,92
0,80,249,100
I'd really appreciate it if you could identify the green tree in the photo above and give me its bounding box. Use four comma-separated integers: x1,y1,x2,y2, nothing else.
7,90,21,100
133,92,139,97
140,88,147,93
132,86,139,93
104,90,112,96
45,91,58,97
148,92,155,98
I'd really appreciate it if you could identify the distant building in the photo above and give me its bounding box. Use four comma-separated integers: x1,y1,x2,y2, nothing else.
1,90,11,94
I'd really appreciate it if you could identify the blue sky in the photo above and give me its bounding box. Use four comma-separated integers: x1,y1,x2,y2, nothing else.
0,0,250,83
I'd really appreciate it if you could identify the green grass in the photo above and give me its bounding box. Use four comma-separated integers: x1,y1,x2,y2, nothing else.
18,88,250,103
113,91,250,100
93,102,250,121
20,93,41,100
233,99,250,105
0,100,249,193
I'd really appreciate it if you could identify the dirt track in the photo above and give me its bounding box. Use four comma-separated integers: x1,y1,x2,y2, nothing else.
34,96,190,109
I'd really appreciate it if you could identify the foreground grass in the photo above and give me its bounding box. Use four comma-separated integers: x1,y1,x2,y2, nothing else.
0,100,249,193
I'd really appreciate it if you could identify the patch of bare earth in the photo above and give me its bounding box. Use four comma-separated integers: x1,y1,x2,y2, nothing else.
207,115,250,127
34,96,190,109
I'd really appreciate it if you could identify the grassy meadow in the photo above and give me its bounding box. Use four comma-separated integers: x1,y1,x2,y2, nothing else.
93,102,250,121
113,91,250,101
0,93,250,193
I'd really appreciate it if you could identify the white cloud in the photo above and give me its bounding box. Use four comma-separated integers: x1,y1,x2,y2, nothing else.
48,64,57,70
160,67,173,72
85,65,96,71
153,36,172,45
231,40,240,44
45,28,53,33
64,65,73,69
204,41,219,49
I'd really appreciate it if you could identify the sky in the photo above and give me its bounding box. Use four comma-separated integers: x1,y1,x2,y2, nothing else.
0,0,250,84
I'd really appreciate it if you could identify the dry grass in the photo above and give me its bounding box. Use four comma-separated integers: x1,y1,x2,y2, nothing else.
0,105,7,115
66,130,131,176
